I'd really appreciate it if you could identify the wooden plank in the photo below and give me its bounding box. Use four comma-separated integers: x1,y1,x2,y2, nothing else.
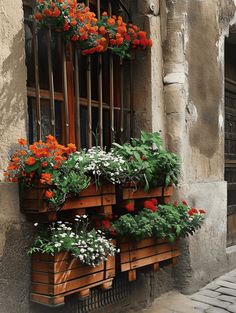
30,293,65,307
31,270,115,295
122,187,163,200
32,252,70,263
32,264,105,284
163,185,173,196
120,243,175,264
30,278,114,307
119,238,168,252
120,250,180,272
61,195,102,210
102,194,116,205
21,199,48,213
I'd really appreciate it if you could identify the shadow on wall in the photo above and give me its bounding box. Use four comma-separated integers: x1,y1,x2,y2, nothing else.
0,28,27,171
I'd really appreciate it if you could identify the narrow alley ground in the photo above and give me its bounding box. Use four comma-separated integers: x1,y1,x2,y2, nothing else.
142,269,236,313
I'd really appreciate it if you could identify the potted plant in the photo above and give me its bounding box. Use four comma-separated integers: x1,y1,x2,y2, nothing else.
112,131,180,207
96,13,152,58
5,136,117,221
28,216,117,306
106,200,206,281
32,0,107,53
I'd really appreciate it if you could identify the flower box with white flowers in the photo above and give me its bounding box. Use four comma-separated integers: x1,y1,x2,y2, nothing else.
30,251,116,307
28,218,117,307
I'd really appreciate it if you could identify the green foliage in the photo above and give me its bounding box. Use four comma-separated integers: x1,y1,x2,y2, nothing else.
49,153,90,208
112,202,206,242
27,216,117,267
113,131,180,189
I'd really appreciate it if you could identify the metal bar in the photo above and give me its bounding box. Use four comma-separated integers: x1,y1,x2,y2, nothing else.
97,0,103,147
33,23,41,140
130,59,134,138
62,41,69,144
74,45,81,149
109,55,114,143
87,55,92,147
108,2,114,144
120,58,124,143
47,27,56,136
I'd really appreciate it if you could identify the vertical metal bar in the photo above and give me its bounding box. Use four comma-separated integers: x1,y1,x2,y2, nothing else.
74,45,81,149
47,27,56,137
97,0,103,147
130,59,134,138
33,23,41,140
120,58,124,143
87,55,92,148
62,41,69,144
86,0,93,148
108,2,115,144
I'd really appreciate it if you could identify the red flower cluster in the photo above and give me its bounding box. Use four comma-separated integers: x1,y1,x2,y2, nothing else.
144,198,158,212
33,1,152,58
124,202,135,212
188,208,206,216
5,135,76,184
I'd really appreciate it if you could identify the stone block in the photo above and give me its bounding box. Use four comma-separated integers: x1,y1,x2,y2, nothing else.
190,295,230,309
217,288,236,297
198,289,221,298
216,281,236,290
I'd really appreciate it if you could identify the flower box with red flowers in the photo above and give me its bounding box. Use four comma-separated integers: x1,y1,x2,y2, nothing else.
118,237,180,282
30,251,116,307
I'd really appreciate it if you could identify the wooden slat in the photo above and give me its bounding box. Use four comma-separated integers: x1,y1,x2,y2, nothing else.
32,263,106,284
122,187,163,200
119,238,167,251
62,42,69,144
120,58,124,142
47,27,56,136
33,22,41,140
120,243,176,264
120,250,180,272
30,278,114,306
74,45,81,149
31,270,115,295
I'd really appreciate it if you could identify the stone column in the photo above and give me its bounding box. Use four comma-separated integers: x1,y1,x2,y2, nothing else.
163,0,236,293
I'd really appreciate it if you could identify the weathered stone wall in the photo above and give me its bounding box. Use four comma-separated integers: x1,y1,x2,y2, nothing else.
163,0,236,293
1,0,236,312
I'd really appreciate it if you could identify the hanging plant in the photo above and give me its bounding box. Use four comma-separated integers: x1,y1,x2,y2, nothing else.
32,0,105,53
96,13,153,58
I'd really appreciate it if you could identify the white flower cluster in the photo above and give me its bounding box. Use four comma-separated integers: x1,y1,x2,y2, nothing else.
76,147,127,185
33,215,117,267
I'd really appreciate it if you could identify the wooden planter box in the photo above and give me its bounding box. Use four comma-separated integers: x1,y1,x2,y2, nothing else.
30,251,116,307
122,185,173,203
118,237,180,282
20,183,116,221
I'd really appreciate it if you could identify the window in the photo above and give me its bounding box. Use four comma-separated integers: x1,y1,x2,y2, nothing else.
24,0,134,149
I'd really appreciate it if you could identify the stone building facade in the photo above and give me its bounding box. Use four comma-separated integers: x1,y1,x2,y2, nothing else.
0,0,236,312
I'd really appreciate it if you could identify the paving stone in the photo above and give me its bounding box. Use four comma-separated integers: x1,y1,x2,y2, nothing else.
220,276,236,283
203,282,220,291
217,287,236,297
228,304,236,313
216,281,236,290
198,289,221,298
205,308,230,313
191,300,211,310
190,294,230,309
218,295,236,303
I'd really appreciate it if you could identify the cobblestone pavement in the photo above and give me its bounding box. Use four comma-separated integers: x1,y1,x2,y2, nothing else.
190,269,236,313
142,269,236,313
